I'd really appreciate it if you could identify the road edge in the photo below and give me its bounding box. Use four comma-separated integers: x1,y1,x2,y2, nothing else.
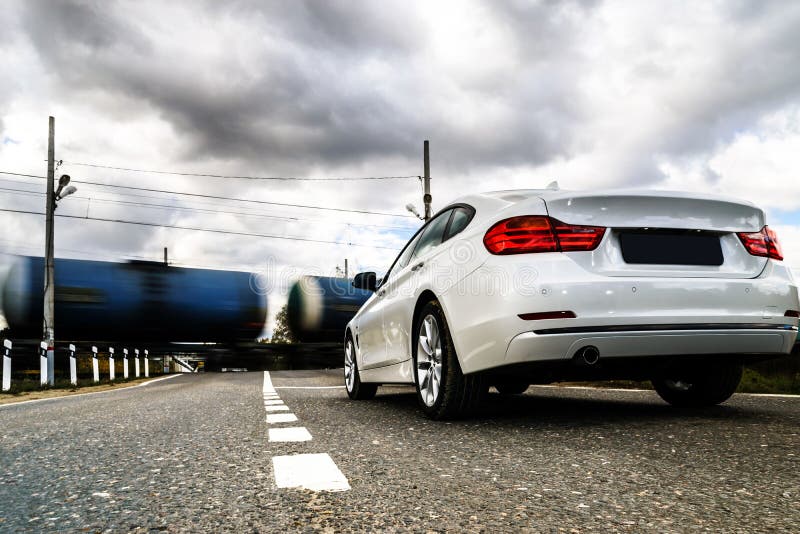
0,374,183,409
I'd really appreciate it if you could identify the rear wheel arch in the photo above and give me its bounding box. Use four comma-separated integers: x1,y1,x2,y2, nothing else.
412,290,465,369
344,326,354,344
344,329,377,400
412,290,443,362
412,290,440,335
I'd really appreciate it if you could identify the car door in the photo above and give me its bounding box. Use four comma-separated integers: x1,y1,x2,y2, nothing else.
354,290,385,369
359,231,423,370
381,209,455,365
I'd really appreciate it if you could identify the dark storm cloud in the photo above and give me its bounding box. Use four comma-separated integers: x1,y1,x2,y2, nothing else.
14,0,800,185
656,8,800,157
236,0,419,54
18,0,424,169
15,0,600,174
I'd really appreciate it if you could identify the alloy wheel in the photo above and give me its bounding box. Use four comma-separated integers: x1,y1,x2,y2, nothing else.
417,314,443,407
344,339,355,392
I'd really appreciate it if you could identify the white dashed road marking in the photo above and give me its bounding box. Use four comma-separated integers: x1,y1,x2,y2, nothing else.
263,371,350,492
266,413,298,424
269,427,313,442
272,453,351,492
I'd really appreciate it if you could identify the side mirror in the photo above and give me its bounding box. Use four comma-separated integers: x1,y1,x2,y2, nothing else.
352,271,377,292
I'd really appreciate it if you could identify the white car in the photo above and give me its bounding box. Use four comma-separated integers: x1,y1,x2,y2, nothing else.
344,189,799,419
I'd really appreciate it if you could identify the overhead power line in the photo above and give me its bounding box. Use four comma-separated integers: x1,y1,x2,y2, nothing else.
0,184,417,231
0,207,402,250
0,170,412,218
0,238,159,263
61,161,419,181
0,171,41,180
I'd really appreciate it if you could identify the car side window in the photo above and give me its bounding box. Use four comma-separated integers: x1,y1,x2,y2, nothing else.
411,209,453,260
395,233,422,271
382,232,422,284
444,206,474,241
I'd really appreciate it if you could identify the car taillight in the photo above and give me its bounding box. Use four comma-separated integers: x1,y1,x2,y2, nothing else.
483,216,605,255
737,226,783,261
552,219,607,251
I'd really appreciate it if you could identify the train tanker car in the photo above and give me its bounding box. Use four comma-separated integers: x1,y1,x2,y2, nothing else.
287,276,372,342
1,256,267,342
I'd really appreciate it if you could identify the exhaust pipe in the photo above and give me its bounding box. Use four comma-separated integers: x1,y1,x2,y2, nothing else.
576,346,600,366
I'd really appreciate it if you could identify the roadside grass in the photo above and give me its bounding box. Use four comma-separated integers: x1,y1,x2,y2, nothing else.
737,368,800,395
0,375,167,404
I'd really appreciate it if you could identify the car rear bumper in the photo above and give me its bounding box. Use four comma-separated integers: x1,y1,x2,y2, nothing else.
440,255,799,374
505,325,797,365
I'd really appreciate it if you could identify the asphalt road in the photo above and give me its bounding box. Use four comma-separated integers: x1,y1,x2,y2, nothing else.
1,370,798,532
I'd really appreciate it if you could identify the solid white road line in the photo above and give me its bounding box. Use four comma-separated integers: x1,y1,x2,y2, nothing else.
264,405,290,412
137,374,181,387
274,386,346,389
272,453,350,491
534,385,651,393
738,392,800,399
533,385,800,399
269,427,313,442
267,413,298,424
0,374,182,409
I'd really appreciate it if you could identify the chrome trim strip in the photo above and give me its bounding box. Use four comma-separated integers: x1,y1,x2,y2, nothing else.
533,323,797,335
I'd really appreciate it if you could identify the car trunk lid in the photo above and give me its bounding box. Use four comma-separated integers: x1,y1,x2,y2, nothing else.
540,190,768,278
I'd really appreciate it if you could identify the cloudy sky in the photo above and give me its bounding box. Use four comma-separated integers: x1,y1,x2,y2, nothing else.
1,0,799,333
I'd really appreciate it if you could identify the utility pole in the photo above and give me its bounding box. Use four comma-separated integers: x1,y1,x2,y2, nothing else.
344,258,349,279
423,140,432,221
164,247,168,265
43,116,56,385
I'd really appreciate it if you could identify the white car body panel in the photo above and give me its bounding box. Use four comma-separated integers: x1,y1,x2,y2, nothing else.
347,189,799,383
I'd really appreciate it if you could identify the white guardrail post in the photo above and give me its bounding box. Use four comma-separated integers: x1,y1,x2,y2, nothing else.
109,347,115,381
47,343,54,387
39,341,48,386
134,349,140,378
92,346,99,383
144,349,149,377
2,339,11,392
123,348,129,379
69,344,77,386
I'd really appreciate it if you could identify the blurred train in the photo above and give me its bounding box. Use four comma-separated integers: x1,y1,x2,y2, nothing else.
1,256,267,342
287,276,372,342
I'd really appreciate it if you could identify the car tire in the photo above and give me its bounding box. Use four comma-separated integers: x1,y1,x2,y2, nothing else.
651,363,743,408
344,335,378,400
495,382,529,395
413,300,486,419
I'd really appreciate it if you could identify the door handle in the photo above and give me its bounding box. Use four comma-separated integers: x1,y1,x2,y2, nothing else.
411,261,424,271
378,288,386,297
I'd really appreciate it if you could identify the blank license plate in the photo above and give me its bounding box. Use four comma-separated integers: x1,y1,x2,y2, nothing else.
619,231,723,266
